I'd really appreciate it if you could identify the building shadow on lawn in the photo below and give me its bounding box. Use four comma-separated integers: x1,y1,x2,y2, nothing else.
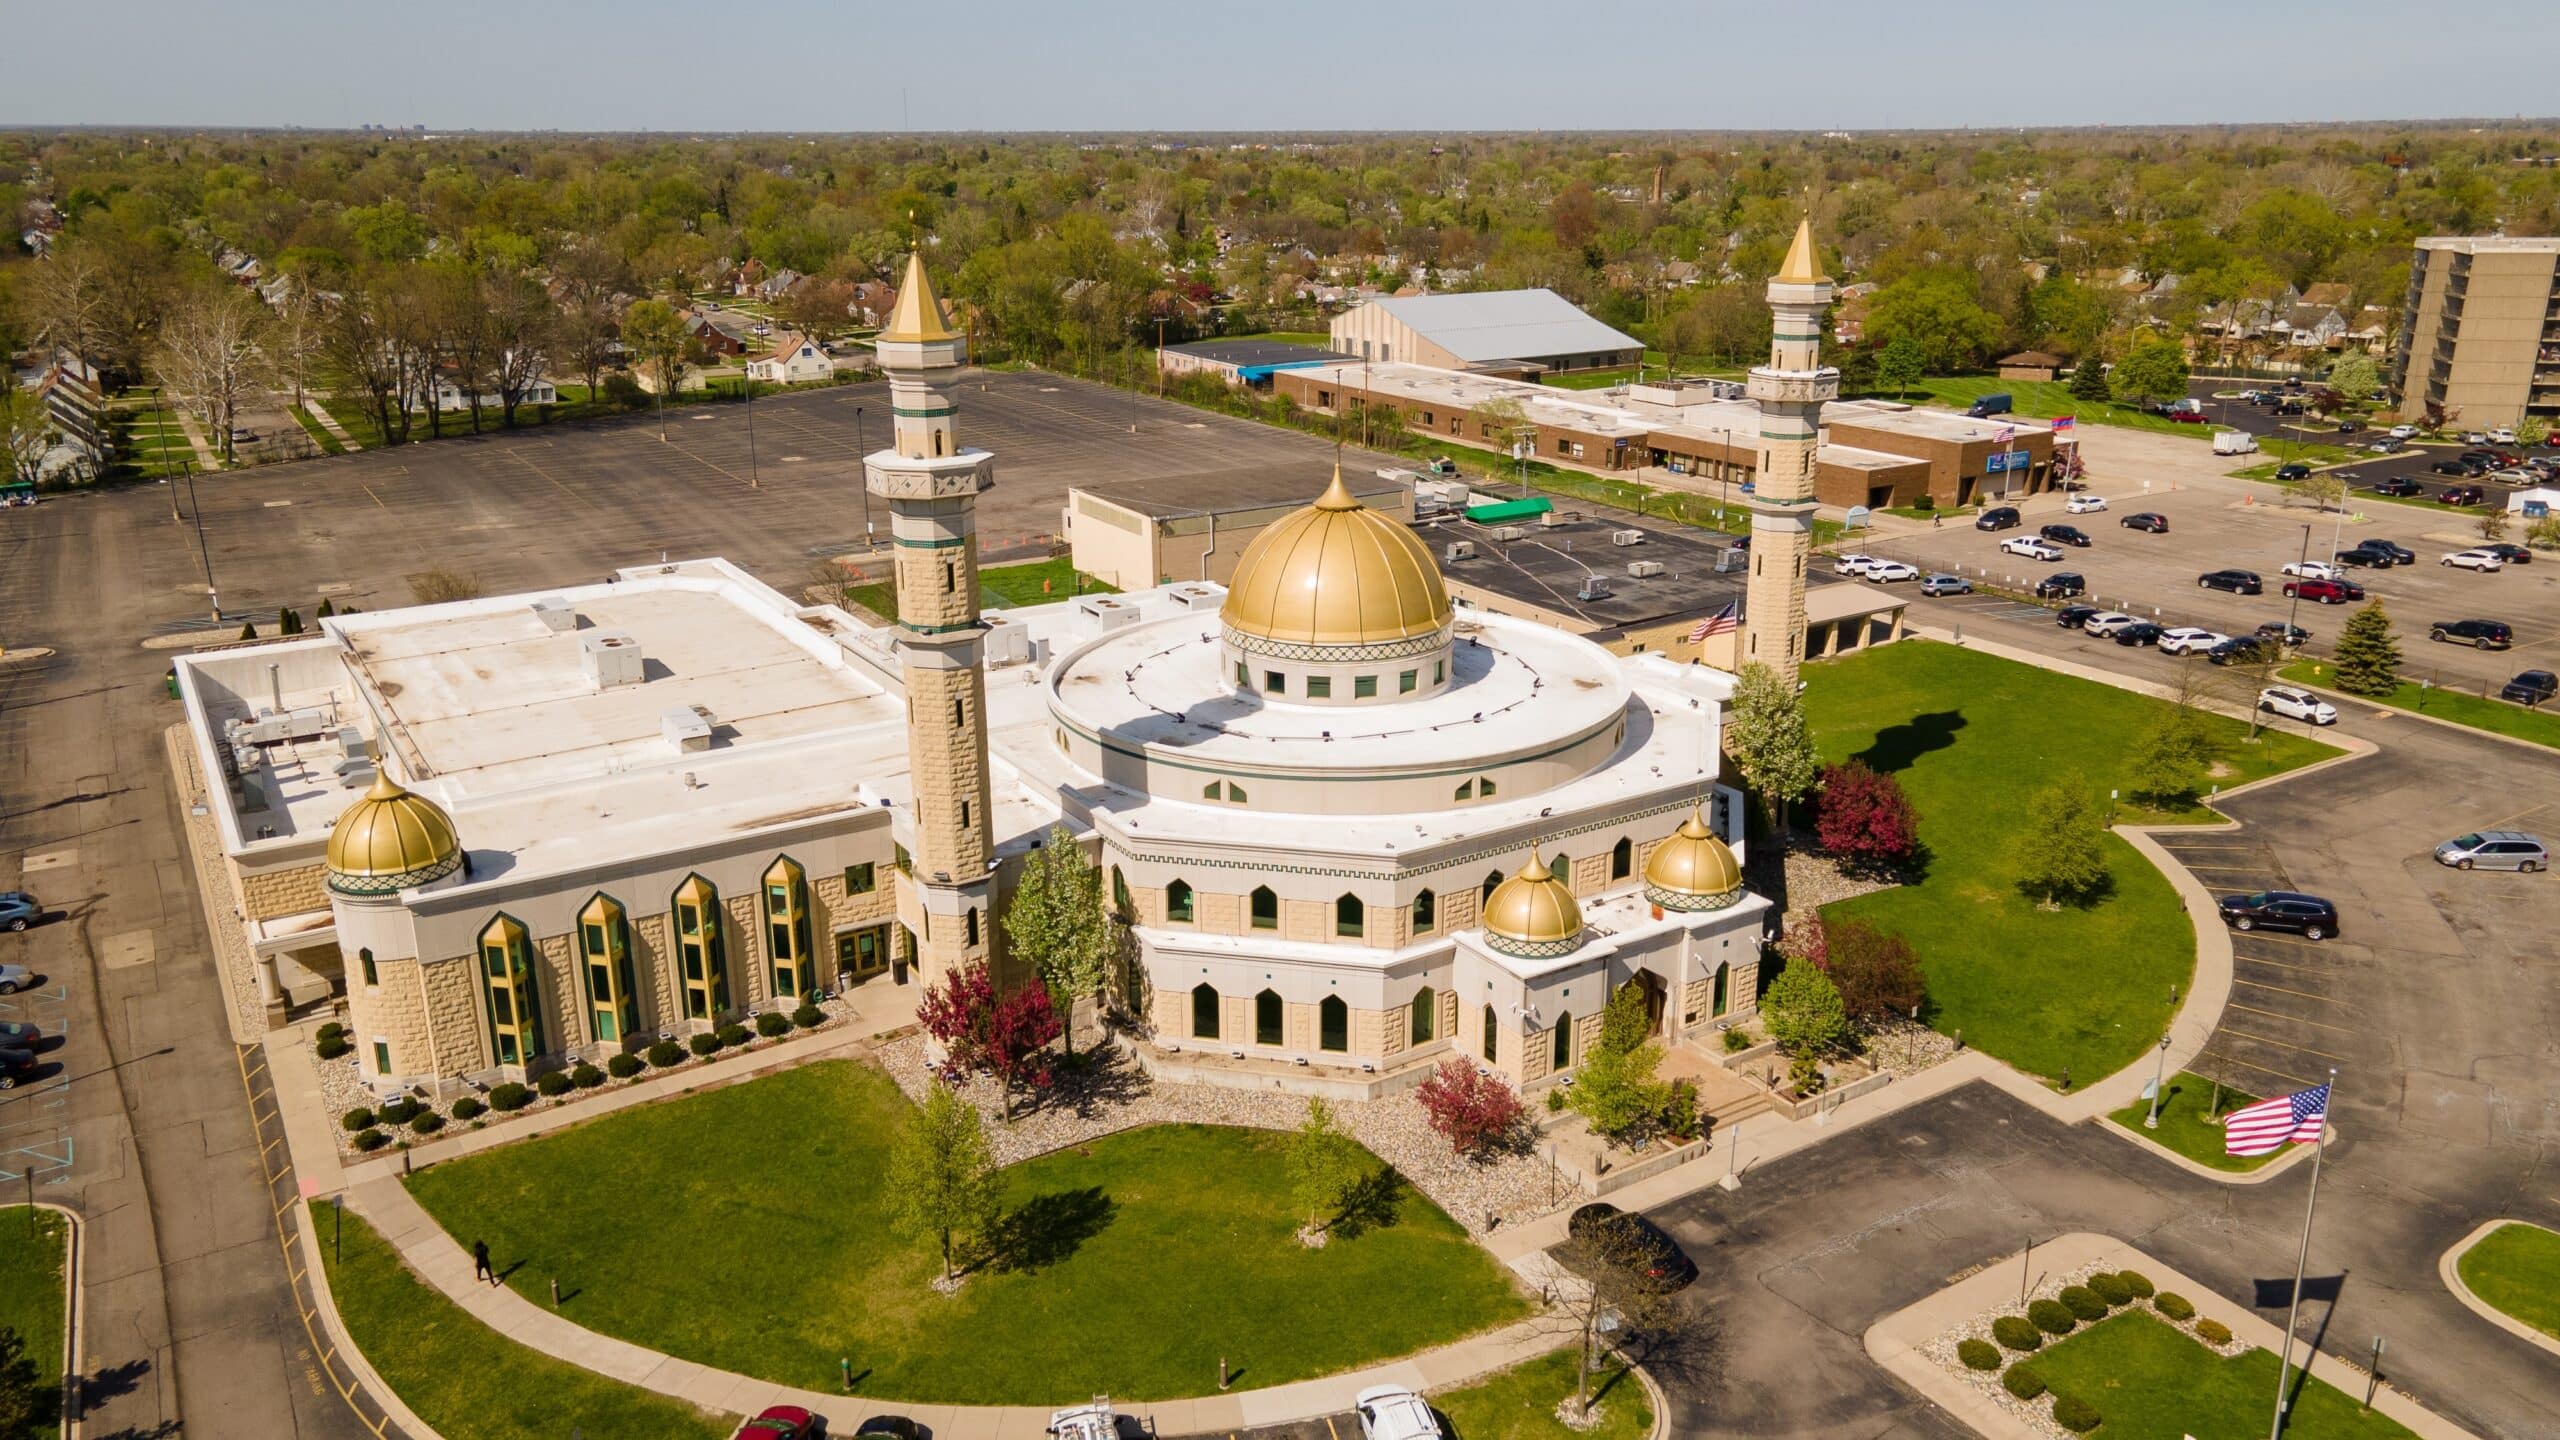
1853,709,1965,776
985,1185,1117,1274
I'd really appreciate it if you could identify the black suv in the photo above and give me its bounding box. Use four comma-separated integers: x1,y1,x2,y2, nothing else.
2501,670,2557,707
2218,891,2341,941
2256,621,2312,648
2035,573,2087,599
2115,621,2166,647
2431,459,2473,477
2199,569,2263,595
2364,540,2415,564
2368,476,2422,497
2430,619,2513,650
2121,512,2169,533
1975,506,2022,532
2335,544,2395,568
2208,635,2276,666
2054,604,2100,629
2039,523,2092,547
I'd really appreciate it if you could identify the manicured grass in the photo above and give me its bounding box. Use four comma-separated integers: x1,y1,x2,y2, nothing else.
1802,641,2337,1085
2279,661,2560,750
2455,1222,2560,1341
404,1061,1523,1403
288,404,346,455
1432,1346,1651,1440
2106,1072,2280,1172
311,1202,731,1440
1891,376,2207,439
2026,1310,2413,1440
844,557,1114,620
1226,330,1333,348
2230,444,2364,480
0,1207,69,1440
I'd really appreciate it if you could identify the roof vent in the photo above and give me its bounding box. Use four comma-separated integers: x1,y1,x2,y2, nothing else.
662,705,714,754
530,596,578,633
580,631,645,690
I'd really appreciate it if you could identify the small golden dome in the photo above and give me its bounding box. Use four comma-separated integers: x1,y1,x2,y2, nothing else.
1644,804,1744,910
1775,218,1829,286
1482,854,1583,957
325,771,464,896
1220,466,1452,649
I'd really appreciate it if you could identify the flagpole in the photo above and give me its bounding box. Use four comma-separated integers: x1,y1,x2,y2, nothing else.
2269,1067,2337,1440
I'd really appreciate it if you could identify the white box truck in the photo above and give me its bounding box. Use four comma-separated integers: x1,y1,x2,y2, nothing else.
2212,430,2259,456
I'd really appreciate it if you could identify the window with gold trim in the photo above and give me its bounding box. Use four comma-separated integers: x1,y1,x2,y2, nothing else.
578,895,638,1044
763,857,814,1001
672,874,730,1020
477,915,542,1067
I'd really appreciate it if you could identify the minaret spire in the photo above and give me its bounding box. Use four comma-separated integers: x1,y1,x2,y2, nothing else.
1739,217,1837,686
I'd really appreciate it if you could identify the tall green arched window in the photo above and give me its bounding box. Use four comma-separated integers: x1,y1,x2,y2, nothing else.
1411,889,1436,933
578,894,637,1044
1482,1003,1499,1063
1319,995,1349,1052
1256,988,1283,1046
1335,893,1365,939
1167,879,1195,924
478,914,542,1067
763,857,813,1001
1551,1011,1573,1070
1410,987,1436,1045
1250,886,1279,930
672,874,729,1020
1610,836,1633,880
1191,982,1221,1040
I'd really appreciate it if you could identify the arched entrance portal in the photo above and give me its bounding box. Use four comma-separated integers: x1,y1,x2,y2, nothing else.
1628,971,1669,1037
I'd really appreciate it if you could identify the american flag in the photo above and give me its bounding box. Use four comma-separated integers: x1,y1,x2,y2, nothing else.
2224,1083,2330,1156
1689,601,1739,643
1993,425,2016,447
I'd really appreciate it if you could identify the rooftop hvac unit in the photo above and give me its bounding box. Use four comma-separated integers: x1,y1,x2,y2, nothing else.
1626,560,1666,579
529,595,578,633
1611,529,1645,547
580,631,645,690
1075,595,1140,633
661,705,714,755
1168,583,1225,611
1443,540,1477,562
1539,509,1567,527
985,622,1033,667
1488,525,1528,543
1575,575,1613,602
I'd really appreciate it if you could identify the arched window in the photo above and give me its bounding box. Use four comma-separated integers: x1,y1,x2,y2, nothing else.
1191,983,1221,1039
358,948,378,987
1549,852,1572,890
1611,836,1633,880
1551,1012,1573,1070
1483,871,1504,904
672,874,730,1020
964,907,980,947
477,915,542,1067
578,894,637,1044
1319,995,1349,1052
1411,889,1436,932
1335,893,1365,939
1256,988,1283,1046
1410,987,1436,1045
1166,879,1194,924
1482,1003,1500,1063
1250,886,1278,930
763,857,813,1001
1712,962,1730,1018
1111,866,1131,918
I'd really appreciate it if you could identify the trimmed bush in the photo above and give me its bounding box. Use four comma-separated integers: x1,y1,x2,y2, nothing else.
2051,1394,2102,1434
408,1111,445,1135
535,1069,573,1097
1544,1088,1568,1113
316,1034,352,1060
2001,1365,2047,1401
317,1021,346,1042
2059,1284,2110,1321
1991,1315,2044,1353
2027,1299,2077,1336
2116,1269,2155,1299
1721,1026,1752,1053
2154,1292,2195,1321
340,1107,376,1132
607,1053,643,1079
792,1002,824,1029
378,1097,421,1125
352,1128,389,1152
716,1022,750,1049
450,1096,486,1120
647,1039,685,1068
2195,1318,2232,1346
1956,1338,2001,1372
488,1081,532,1112
2087,1272,2132,1306
756,1011,792,1038
688,1032,722,1058
570,1062,604,1089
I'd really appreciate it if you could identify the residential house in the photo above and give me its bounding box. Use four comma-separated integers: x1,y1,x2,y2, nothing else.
849,280,896,327
1996,351,2063,382
755,269,804,303
685,309,760,357
745,331,836,385
2298,282,2353,311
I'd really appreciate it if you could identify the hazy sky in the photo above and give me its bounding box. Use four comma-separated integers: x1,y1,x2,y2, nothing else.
11,0,2560,132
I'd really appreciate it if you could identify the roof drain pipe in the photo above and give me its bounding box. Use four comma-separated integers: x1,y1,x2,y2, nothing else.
1198,508,1219,582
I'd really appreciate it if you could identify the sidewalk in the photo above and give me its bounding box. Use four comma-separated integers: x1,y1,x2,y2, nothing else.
302,396,362,451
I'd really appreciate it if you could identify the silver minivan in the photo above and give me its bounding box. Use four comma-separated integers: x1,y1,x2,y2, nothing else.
2434,831,2549,872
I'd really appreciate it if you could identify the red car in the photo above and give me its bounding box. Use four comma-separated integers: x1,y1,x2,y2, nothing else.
2282,578,2365,605
2167,409,2210,423
736,1408,823,1440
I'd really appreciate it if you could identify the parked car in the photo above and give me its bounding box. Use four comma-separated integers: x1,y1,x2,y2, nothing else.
2257,686,2339,725
2482,543,2532,565
2208,635,2277,666
2335,419,2363,433
2333,546,2391,568
2364,540,2415,564
2256,621,2313,648
2431,459,2472,477
0,963,29,995
2274,463,2313,481
2367,476,2422,497
1966,393,2013,418
1919,573,1972,596
2066,494,2109,514
2430,619,2513,649
2367,437,2407,454
2039,523,2092,547
2280,560,2342,581
1975,506,2022,532
2389,424,2419,439
2488,427,2518,445
1833,554,1881,576
0,1021,40,1049
2055,604,2100,629
2434,831,2548,873
1354,1386,1444,1440
2159,627,2227,656
735,1407,825,1440
847,1421,924,1440
2217,890,2340,940
2035,573,2088,599
0,1048,41,1091
2282,578,2364,604
0,892,37,932
2114,621,2167,647
2463,431,2489,445
2001,536,2064,561
2439,486,2486,507
2083,611,2139,637
2169,408,2210,423
2120,512,2170,533
1566,1203,1698,1290
2199,569,2264,595
2499,670,2558,706
1865,560,1920,582
2441,548,2506,572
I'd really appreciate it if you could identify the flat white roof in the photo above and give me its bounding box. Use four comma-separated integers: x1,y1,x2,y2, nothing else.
1361,289,1642,363
2415,236,2560,255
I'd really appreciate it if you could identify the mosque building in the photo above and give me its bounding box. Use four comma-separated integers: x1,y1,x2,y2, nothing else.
179,240,1806,1102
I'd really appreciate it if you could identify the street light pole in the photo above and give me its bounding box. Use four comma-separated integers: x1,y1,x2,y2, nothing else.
2144,1034,2172,1129
2284,524,2311,641
742,354,759,489
854,405,871,544
182,459,219,620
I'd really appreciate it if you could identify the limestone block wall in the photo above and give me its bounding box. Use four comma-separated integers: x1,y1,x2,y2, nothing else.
422,954,487,1077
536,933,583,1057
725,893,765,1011
362,955,437,1081
893,545,982,632
633,914,678,1034
239,862,328,921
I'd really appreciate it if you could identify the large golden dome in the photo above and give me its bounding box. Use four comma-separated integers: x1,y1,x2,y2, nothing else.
1220,467,1452,649
325,771,464,897
1644,804,1743,911
1482,854,1583,959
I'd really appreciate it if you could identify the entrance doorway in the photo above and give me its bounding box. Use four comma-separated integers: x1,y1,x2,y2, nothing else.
1629,971,1669,1037
836,925,890,985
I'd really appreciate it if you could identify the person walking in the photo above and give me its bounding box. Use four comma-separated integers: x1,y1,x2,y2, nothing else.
473,1238,494,1286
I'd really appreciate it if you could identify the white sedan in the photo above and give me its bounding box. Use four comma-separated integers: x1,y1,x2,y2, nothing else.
1833,554,1880,576
2066,494,2109,514
1355,1385,1444,1440
2083,611,2139,637
2388,424,2418,439
1865,560,1920,582
2000,536,2064,561
2441,549,2506,572
2160,627,2228,656
2281,560,2342,582
2259,686,2340,725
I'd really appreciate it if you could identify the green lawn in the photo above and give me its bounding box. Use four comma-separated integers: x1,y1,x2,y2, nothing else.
2230,444,2365,481
844,557,1114,620
1226,330,1333,348
287,403,346,455
312,1202,732,1440
2106,1072,2280,1173
2279,661,2560,750
1432,1346,1651,1440
1802,642,2337,1085
2455,1222,2560,1341
1891,376,2208,439
403,1061,1523,1403
0,1207,68,1440
2026,1310,2413,1440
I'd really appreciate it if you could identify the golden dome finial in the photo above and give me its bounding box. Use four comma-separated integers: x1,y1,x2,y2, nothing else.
1775,218,1827,285
1314,463,1361,511
880,245,956,344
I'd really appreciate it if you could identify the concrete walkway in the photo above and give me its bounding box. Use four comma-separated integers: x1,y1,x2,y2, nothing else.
302,396,363,451
172,405,224,470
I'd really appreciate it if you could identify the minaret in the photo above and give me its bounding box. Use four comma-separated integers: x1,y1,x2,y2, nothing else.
1741,219,1837,685
868,248,996,980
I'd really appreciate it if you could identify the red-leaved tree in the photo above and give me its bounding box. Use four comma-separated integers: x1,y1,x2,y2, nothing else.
987,974,1064,1119
1414,1058,1528,1163
1814,760,1920,874
1814,918,1927,1028
917,960,996,1078
919,962,1066,1120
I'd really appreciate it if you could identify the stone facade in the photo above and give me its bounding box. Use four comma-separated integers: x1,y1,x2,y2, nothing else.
239,862,329,921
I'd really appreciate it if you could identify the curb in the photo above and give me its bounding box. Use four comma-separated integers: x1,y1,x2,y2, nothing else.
2092,1113,2322,1186
2271,670,2558,760
17,1203,84,1440
0,647,56,670
1627,1356,1669,1440
295,1199,440,1439
2437,1219,2560,1361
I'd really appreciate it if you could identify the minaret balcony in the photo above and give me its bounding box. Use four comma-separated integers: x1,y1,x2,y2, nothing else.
1745,369,1841,406
864,447,995,501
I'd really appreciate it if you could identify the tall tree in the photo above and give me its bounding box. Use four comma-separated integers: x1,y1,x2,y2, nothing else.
551,240,627,401
618,299,696,438
2109,336,2190,406
1866,269,2003,372
483,270,553,428
150,285,263,462
2017,783,2110,908
1873,335,1924,398
888,1082,1001,1285
1570,981,1670,1144
1723,662,1822,848
2069,355,2114,404
1002,824,1115,1053
1813,759,1919,873
263,282,326,414
1284,1097,1366,1242
2327,350,2379,402
2331,600,2402,698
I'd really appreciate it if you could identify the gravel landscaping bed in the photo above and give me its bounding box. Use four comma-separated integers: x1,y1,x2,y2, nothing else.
878,1032,1577,1238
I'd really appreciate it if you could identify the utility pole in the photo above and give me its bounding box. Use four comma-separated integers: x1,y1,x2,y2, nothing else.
742,354,759,489
182,459,220,620
854,405,872,544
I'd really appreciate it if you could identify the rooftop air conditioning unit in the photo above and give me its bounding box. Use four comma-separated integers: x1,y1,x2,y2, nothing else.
1611,529,1645,547
529,596,578,633
1576,575,1613,602
661,705,714,755
1169,583,1225,611
985,622,1033,667
1444,540,1477,562
1539,509,1568,527
580,632,645,690
1488,525,1528,543
1075,595,1139,634
1626,560,1666,579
